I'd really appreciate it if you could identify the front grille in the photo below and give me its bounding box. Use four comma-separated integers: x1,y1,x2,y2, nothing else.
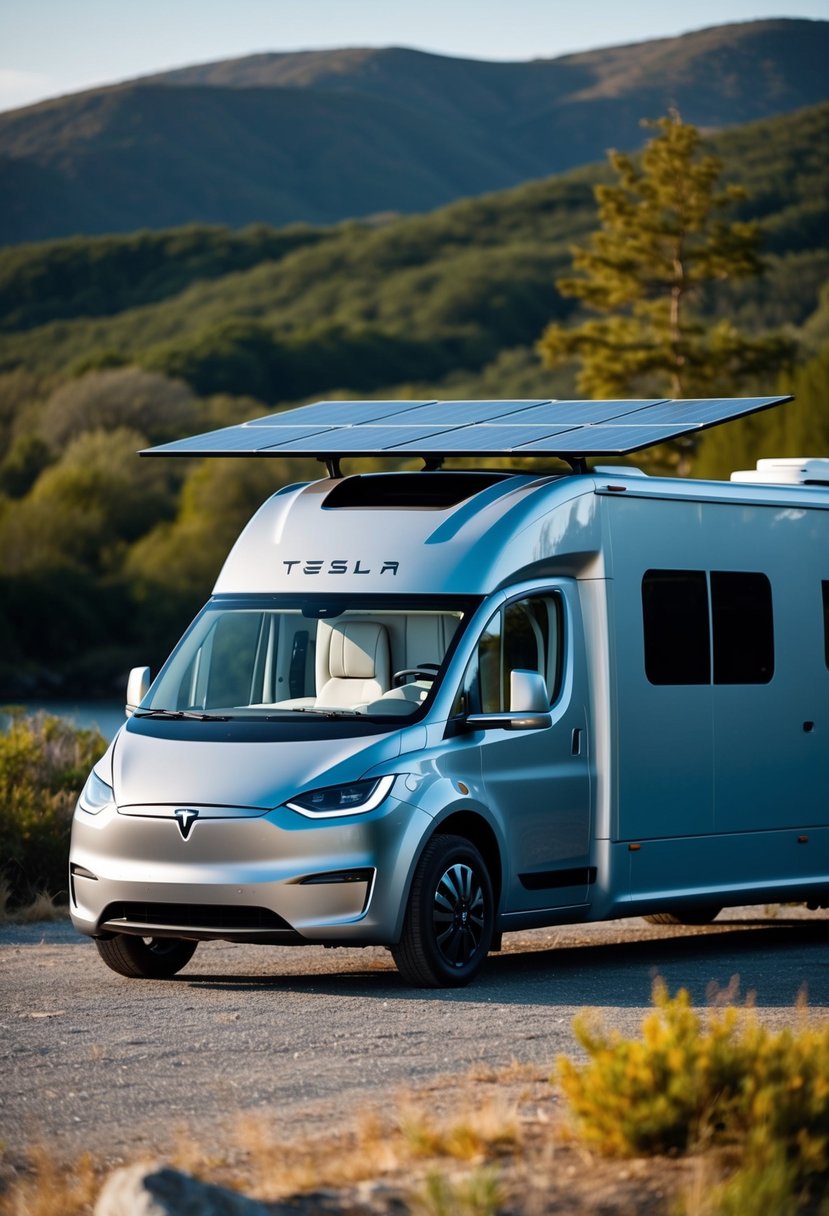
100,902,292,933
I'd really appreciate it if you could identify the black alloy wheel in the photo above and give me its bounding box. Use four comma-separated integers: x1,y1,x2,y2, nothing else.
392,834,494,988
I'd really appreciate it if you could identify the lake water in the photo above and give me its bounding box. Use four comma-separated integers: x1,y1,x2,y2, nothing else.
0,700,126,741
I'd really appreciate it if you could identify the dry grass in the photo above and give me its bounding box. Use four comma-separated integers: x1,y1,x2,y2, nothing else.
0,1147,98,1216
0,1069,695,1216
412,1166,503,1216
0,881,68,925
400,1096,521,1162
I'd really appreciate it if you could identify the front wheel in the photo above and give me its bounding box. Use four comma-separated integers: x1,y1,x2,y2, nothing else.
95,934,198,979
392,834,494,988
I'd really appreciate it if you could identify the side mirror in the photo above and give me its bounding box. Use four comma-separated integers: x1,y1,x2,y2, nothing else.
509,669,549,714
464,669,552,732
125,666,150,717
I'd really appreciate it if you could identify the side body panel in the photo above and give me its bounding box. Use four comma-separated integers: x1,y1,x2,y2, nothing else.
603,487,829,913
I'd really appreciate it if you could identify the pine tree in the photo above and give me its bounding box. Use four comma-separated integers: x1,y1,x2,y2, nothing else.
538,112,794,403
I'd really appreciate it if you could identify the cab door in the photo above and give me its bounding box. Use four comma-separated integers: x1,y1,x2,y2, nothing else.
457,586,592,912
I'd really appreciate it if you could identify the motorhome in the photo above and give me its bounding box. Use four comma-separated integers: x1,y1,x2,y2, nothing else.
69,396,829,986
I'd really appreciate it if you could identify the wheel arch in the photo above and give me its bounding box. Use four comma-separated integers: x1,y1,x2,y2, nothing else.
432,810,503,912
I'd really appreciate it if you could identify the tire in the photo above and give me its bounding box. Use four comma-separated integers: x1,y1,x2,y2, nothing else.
392,834,494,988
643,907,722,926
95,934,198,979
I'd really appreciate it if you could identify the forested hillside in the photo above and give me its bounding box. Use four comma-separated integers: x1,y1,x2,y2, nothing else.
0,103,827,697
0,18,827,243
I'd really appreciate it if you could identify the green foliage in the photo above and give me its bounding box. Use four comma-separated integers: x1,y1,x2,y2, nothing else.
539,112,795,400
706,1143,802,1216
36,366,202,448
558,981,829,1210
0,223,324,333
0,432,53,497
0,428,176,574
0,711,105,906
142,318,460,403
0,105,825,397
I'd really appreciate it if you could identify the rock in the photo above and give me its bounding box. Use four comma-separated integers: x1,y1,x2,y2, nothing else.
94,1163,273,1216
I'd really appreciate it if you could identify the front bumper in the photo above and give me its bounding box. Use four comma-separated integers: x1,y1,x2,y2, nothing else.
69,795,429,946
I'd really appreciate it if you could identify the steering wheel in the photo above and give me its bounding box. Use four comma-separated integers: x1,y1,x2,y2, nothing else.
392,664,440,687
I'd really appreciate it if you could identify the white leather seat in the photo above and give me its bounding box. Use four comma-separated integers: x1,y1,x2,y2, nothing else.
315,620,391,708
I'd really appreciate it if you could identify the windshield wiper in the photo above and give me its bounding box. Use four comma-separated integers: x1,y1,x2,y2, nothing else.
134,709,231,721
269,707,366,720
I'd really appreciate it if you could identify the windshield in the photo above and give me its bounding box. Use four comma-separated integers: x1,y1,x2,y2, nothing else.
140,595,479,722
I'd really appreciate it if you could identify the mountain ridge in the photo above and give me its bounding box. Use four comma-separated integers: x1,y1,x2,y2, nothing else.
1,18,827,245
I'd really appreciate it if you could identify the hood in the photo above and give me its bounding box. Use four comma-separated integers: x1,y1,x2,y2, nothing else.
112,727,402,810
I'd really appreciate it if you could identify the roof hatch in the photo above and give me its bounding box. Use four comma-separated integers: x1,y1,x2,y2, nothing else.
322,470,516,509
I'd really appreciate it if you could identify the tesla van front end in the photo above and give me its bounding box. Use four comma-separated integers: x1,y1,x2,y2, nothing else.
69,592,480,978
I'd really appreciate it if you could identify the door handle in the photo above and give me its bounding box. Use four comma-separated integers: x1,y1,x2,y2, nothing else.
571,728,583,756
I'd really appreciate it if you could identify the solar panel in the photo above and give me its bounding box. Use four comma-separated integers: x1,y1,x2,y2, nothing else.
520,424,700,454
244,399,437,428
146,424,335,455
141,396,792,463
275,424,463,453
500,399,666,426
387,424,580,454
380,399,549,427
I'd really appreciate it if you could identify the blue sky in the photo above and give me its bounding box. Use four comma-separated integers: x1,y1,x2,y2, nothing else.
2,0,828,112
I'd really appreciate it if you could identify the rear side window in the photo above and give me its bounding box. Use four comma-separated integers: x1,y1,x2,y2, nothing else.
642,570,710,685
823,582,829,669
711,572,774,684
642,569,774,685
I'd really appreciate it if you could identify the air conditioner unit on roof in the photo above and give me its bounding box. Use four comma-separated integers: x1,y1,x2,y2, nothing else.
731,458,829,486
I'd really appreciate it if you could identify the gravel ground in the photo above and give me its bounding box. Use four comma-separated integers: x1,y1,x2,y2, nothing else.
1,908,827,1172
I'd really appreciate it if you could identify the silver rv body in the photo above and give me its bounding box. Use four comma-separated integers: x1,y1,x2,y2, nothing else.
69,399,829,986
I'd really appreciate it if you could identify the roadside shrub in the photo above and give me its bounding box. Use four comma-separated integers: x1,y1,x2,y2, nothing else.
558,981,829,1211
0,710,105,907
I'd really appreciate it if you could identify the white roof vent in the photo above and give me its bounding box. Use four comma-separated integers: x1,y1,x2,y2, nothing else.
731,458,829,486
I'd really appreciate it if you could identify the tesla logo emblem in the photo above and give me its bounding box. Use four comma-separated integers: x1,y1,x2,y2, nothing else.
174,808,199,839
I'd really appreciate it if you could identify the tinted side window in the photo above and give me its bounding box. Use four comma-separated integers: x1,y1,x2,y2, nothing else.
823,582,829,670
642,570,710,685
711,572,774,684
455,594,562,714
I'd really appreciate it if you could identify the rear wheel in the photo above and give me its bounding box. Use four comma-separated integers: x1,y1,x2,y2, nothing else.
392,834,494,988
643,907,722,926
95,934,198,979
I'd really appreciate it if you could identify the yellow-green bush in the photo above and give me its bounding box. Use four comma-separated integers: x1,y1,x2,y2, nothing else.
558,981,829,1196
0,710,105,907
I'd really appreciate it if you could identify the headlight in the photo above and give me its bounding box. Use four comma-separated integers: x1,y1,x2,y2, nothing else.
78,769,115,815
286,775,395,818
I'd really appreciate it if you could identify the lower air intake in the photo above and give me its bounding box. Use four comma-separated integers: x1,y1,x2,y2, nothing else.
100,902,294,934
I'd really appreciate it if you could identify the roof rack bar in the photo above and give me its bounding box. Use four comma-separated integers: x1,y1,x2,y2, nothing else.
567,456,590,474
319,455,342,479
